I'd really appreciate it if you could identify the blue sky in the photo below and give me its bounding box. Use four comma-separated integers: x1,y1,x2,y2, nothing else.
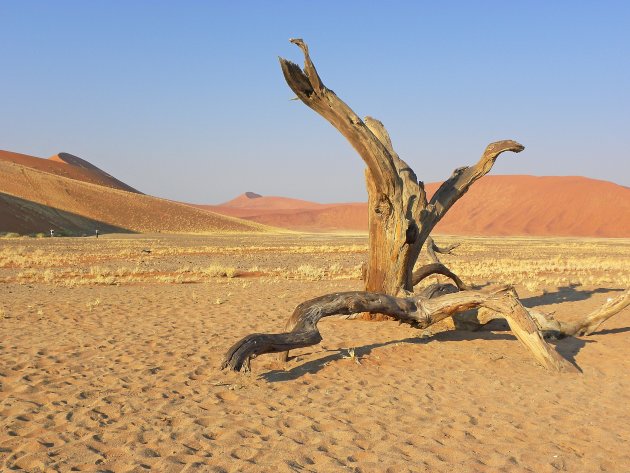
1,1,628,203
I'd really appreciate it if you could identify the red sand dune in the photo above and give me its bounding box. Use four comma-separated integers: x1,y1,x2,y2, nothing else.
199,202,367,231
206,176,630,237
0,150,141,193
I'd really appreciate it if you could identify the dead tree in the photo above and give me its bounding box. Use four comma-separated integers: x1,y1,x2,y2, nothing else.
221,39,629,374
222,288,629,373
279,38,523,297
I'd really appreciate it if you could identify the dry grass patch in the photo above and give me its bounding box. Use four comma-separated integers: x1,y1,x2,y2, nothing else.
1,234,627,291
199,265,240,278
415,237,630,289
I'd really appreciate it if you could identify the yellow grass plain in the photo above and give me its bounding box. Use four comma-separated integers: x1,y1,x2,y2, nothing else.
1,233,629,472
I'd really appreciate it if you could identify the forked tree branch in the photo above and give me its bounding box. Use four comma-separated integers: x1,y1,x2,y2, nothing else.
545,289,630,337
447,288,629,340
429,140,525,222
426,236,460,264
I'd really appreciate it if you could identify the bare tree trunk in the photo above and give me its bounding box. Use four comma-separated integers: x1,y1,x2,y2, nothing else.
280,39,523,300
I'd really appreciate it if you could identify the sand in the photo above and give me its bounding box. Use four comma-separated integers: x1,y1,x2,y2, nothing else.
1,233,629,472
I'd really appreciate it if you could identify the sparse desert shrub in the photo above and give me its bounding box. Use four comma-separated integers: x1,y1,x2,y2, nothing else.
86,298,102,311
155,274,186,284
349,263,364,279
62,279,78,288
294,264,326,280
16,269,39,282
202,265,240,278
89,266,109,277
42,269,55,283
522,280,540,293
92,275,117,285
328,262,343,274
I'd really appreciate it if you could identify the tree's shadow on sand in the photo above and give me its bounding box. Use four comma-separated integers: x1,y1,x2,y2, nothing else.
260,286,629,382
262,332,520,382
261,337,428,382
521,285,624,308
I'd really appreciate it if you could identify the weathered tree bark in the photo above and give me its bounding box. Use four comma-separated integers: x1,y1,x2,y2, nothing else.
221,287,578,373
280,39,524,300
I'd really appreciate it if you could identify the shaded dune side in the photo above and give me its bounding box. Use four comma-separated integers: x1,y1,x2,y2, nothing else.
207,176,630,237
0,161,268,234
0,150,141,194
0,193,128,234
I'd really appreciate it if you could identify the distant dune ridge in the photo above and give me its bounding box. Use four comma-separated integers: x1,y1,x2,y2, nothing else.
207,175,630,237
1,148,628,236
0,151,266,234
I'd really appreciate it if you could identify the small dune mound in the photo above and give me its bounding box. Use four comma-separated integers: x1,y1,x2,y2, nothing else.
219,192,328,210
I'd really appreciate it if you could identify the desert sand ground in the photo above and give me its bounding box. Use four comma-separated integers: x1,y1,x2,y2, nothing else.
1,233,629,472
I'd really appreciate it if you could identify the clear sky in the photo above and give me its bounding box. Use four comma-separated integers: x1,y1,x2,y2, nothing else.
2,1,629,203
